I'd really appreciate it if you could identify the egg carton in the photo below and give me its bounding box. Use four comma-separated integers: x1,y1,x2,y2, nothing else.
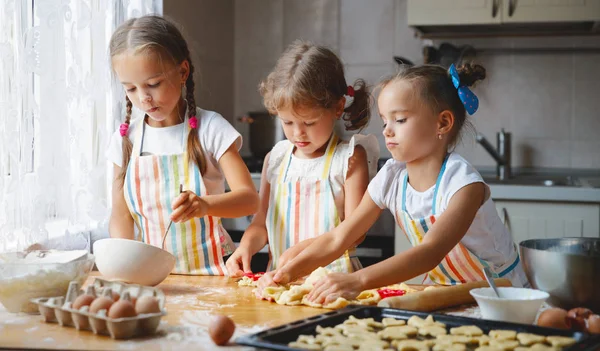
30,278,167,339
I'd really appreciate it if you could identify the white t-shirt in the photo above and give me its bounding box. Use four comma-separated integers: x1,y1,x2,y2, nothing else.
106,107,242,196
368,153,522,275
266,134,380,220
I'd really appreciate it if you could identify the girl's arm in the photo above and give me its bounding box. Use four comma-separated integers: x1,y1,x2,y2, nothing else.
344,146,370,246
278,145,370,267
226,153,272,276
354,182,486,290
109,165,135,239
273,193,383,284
171,144,259,222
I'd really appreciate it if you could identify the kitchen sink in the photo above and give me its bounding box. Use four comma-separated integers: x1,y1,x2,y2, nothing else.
482,175,580,187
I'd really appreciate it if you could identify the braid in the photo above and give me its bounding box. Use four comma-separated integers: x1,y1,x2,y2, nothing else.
185,59,207,175
118,96,134,187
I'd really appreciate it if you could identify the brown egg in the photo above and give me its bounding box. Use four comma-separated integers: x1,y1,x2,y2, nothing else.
89,297,114,314
72,294,95,310
586,314,600,334
209,315,235,346
135,296,161,315
567,307,594,331
537,308,570,329
111,291,121,301
108,299,137,319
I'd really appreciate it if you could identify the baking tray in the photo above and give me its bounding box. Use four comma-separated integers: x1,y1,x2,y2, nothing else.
236,305,600,351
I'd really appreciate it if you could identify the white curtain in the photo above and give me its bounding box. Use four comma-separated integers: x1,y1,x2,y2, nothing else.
0,0,161,252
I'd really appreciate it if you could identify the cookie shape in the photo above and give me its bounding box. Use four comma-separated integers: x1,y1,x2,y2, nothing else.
450,325,484,337
545,336,576,348
516,333,546,346
490,330,517,341
489,339,520,350
418,325,447,337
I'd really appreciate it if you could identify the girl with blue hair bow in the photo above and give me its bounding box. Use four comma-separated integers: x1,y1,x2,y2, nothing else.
256,63,530,304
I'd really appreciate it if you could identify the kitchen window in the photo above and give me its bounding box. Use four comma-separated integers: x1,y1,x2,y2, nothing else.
0,0,161,252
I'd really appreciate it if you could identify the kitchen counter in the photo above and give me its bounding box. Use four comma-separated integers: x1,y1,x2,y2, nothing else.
0,273,481,350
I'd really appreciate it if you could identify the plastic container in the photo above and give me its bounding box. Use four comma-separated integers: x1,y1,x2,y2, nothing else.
0,251,94,313
30,278,167,339
469,287,549,324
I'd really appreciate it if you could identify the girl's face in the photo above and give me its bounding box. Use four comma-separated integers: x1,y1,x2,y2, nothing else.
277,102,341,159
378,80,440,162
112,51,189,126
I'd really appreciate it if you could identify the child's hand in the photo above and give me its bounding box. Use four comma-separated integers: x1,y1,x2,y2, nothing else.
171,191,208,223
305,273,362,305
226,249,252,278
276,249,294,268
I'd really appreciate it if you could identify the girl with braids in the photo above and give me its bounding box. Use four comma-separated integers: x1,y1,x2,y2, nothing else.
257,63,529,302
106,16,258,275
226,41,379,278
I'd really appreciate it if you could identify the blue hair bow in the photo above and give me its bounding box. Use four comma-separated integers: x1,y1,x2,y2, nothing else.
449,64,479,115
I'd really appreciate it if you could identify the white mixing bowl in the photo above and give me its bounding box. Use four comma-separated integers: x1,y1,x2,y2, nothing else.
93,238,175,286
470,287,549,324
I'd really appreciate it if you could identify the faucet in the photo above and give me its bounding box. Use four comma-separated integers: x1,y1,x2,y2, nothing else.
476,129,511,181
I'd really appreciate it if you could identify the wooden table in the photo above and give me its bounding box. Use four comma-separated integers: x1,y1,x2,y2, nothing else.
0,273,481,350
0,273,333,350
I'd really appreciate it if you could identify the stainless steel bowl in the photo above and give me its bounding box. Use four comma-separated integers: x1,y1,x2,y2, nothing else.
519,238,600,312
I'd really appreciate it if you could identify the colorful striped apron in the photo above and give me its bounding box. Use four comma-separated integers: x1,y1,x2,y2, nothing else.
395,155,520,285
266,134,361,273
123,116,235,275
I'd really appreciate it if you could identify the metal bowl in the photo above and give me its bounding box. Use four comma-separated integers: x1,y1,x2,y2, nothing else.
519,238,600,312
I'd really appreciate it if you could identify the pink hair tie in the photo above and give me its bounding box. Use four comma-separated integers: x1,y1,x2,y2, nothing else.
189,116,198,129
119,123,129,137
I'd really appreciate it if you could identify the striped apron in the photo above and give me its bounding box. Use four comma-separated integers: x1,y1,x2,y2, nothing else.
395,155,520,285
123,116,235,275
266,134,361,273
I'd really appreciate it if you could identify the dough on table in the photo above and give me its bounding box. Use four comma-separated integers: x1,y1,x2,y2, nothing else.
255,267,415,309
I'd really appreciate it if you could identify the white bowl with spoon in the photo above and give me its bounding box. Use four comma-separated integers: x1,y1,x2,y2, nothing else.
93,238,175,286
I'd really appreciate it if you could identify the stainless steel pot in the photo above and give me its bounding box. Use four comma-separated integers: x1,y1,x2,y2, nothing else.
238,111,285,159
519,238,600,312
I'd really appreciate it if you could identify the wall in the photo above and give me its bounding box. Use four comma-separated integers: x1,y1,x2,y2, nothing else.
232,0,600,169
163,0,235,121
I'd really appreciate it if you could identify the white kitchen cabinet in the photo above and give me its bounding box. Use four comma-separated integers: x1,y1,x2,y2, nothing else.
495,201,600,245
408,0,600,26
408,0,502,26
502,0,600,23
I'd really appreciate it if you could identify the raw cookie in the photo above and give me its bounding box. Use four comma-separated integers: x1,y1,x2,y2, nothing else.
316,325,342,336
516,333,546,346
489,330,517,341
343,316,384,328
545,336,576,348
392,339,431,351
433,343,467,351
382,317,406,327
297,334,319,345
515,344,559,351
489,339,520,350
288,341,321,350
475,347,503,351
450,325,484,336
418,325,447,337
380,325,418,338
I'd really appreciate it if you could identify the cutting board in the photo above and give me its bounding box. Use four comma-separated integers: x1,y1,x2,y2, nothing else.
378,278,512,312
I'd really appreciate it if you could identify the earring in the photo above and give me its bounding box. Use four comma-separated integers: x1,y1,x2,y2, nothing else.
438,133,443,140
